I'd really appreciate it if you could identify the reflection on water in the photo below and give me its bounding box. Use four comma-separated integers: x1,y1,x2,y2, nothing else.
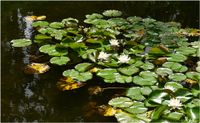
1,1,199,122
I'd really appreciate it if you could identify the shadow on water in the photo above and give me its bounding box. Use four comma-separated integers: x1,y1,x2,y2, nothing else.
1,1,199,122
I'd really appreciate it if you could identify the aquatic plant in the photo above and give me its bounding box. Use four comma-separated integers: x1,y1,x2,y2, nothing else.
10,10,200,123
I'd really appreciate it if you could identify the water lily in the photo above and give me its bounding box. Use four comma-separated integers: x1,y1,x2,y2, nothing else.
168,98,182,109
109,39,119,46
118,54,130,63
98,51,110,61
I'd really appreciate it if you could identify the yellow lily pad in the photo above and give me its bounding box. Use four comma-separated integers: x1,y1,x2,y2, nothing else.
57,77,85,91
24,63,50,74
98,105,117,116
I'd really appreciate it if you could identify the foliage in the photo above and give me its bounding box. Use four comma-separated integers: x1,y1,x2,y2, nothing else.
10,10,200,122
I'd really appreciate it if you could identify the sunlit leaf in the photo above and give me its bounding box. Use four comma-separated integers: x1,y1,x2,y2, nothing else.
186,72,200,81
163,62,188,72
49,22,65,29
156,68,173,76
39,44,68,56
24,63,50,74
168,73,186,82
167,53,187,62
124,101,148,114
11,39,32,47
126,87,145,100
32,21,49,27
118,65,139,76
75,63,93,72
98,105,117,116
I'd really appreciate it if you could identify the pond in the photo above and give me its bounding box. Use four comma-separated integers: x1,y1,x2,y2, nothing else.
1,1,199,122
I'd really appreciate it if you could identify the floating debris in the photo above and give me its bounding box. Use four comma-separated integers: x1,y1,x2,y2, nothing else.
24,63,50,74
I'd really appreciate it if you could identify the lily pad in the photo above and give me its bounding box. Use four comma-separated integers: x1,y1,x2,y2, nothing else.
35,34,52,40
32,21,49,27
75,63,93,72
63,69,93,82
61,18,78,27
118,65,139,76
11,39,32,47
124,101,148,114
164,82,183,92
168,73,186,82
140,62,154,70
186,72,200,81
176,47,196,56
167,53,187,62
133,76,157,86
156,68,173,76
163,62,188,72
39,44,68,56
86,13,103,19
139,71,158,78
50,56,70,66
24,63,50,74
102,10,122,17
108,97,133,108
49,22,65,29
126,87,145,100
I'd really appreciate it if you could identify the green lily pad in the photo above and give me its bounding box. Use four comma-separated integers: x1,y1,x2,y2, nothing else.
164,82,183,92
139,71,158,78
115,111,147,123
114,73,132,83
97,68,117,80
118,65,139,76
186,107,200,120
168,73,186,82
32,21,49,27
75,63,93,72
90,19,110,28
124,101,148,114
102,10,122,17
50,56,70,66
133,76,157,86
175,88,193,103
126,87,145,100
63,69,93,82
39,44,68,56
163,111,184,121
61,18,78,27
140,87,152,95
186,72,200,81
35,34,52,40
49,22,65,29
108,97,133,108
151,105,168,120
11,39,32,47
127,16,142,23
86,13,103,19
167,54,187,62
163,62,188,72
176,47,196,56
108,18,128,27
156,68,173,76
140,62,154,70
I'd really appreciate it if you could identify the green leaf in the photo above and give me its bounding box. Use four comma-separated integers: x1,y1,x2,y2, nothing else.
63,69,92,82
168,73,186,82
139,71,158,78
115,111,147,123
126,87,145,100
35,34,52,40
186,72,200,81
140,87,152,95
140,62,154,70
156,68,173,76
186,107,200,120
124,101,148,114
75,63,93,72
145,90,169,106
11,39,32,47
151,105,168,120
61,18,78,27
49,22,65,29
32,21,49,27
102,10,122,17
50,56,70,66
108,97,133,108
163,111,183,121
97,68,117,80
176,47,196,56
164,82,183,92
118,65,139,76
163,62,188,72
167,53,187,62
175,88,193,102
133,76,157,86
86,13,103,19
39,44,68,56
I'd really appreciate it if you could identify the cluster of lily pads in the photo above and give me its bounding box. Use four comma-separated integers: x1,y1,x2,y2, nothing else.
11,10,200,123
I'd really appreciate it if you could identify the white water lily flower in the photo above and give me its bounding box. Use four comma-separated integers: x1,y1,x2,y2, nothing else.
168,98,182,109
118,54,130,63
109,39,119,46
98,51,110,61
164,86,174,91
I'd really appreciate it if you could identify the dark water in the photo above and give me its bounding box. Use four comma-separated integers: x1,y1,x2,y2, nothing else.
1,1,199,122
